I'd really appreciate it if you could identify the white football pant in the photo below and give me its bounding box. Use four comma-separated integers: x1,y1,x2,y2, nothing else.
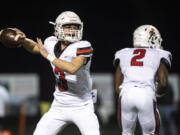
33,101,100,135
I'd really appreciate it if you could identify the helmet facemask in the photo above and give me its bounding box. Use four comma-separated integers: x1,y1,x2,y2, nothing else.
54,23,83,43
52,11,83,43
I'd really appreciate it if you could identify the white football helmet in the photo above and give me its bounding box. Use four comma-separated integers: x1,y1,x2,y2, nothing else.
50,11,83,42
133,25,162,48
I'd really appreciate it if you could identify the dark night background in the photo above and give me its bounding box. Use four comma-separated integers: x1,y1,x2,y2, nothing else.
0,0,180,134
0,0,179,100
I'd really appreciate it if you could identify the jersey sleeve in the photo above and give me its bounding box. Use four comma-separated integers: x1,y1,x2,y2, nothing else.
113,48,128,67
159,49,172,69
76,41,93,57
113,50,121,68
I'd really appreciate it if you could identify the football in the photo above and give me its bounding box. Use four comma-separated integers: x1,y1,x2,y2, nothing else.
0,28,22,48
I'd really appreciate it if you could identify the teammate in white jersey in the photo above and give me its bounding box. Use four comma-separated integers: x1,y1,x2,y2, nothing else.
114,25,172,135
11,11,100,135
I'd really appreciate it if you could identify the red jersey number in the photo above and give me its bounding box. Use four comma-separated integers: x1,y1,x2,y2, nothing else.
131,49,146,66
54,67,68,91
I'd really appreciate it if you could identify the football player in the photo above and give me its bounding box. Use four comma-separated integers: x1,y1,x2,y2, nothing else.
114,25,172,135
13,11,100,135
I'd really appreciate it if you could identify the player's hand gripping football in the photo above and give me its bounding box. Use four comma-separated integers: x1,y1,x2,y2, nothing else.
2,28,26,41
0,28,26,48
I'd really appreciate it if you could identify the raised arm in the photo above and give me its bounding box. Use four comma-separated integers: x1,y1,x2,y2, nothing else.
5,28,40,54
21,38,40,54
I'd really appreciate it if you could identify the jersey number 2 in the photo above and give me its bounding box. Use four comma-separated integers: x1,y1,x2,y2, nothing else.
54,67,68,91
131,49,146,66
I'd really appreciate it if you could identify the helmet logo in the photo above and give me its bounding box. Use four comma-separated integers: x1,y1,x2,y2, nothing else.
149,28,155,39
148,28,156,45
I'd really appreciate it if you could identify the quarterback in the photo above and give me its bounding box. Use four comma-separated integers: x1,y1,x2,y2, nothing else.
11,11,100,135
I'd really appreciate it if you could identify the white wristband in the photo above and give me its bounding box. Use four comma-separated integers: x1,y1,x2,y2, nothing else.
47,54,56,62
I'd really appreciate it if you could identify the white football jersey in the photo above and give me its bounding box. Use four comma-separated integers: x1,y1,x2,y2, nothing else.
44,36,93,107
114,48,172,92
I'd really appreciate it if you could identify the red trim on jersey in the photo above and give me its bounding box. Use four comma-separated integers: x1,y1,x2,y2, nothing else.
77,47,93,55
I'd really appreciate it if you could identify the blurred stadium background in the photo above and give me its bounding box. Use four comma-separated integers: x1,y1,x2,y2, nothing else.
0,0,179,135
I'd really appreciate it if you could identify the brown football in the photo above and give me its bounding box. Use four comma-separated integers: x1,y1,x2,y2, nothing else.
0,28,21,48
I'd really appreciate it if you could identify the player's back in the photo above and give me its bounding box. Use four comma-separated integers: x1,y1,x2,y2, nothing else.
114,47,171,91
